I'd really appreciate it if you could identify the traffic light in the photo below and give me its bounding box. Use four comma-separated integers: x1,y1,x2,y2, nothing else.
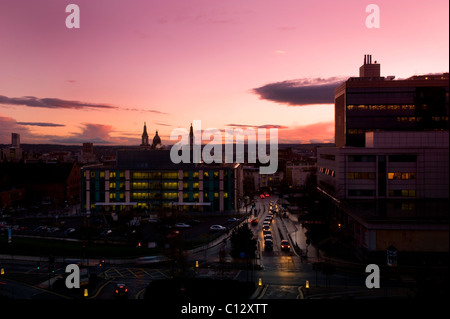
37,262,40,270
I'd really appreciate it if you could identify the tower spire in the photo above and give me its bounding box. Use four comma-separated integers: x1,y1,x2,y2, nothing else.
141,122,149,147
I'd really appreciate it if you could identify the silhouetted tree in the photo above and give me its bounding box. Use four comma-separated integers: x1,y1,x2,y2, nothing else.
230,223,257,259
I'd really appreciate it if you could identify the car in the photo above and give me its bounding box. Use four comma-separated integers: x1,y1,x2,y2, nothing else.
209,225,226,232
47,227,60,233
114,283,128,298
264,233,273,241
264,239,273,251
137,255,171,265
281,240,291,251
167,230,180,239
174,223,191,228
250,219,258,226
264,217,272,224
262,225,270,231
226,218,239,224
64,228,76,236
100,229,112,237
259,194,265,199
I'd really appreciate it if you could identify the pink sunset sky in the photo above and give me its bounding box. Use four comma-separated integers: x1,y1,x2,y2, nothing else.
0,0,448,145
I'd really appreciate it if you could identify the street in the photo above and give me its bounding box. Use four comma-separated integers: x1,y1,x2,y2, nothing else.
0,195,401,300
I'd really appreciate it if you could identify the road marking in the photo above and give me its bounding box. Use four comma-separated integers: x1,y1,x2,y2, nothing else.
105,267,123,278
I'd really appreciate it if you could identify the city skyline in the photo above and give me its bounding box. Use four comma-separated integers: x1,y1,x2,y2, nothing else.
0,0,448,145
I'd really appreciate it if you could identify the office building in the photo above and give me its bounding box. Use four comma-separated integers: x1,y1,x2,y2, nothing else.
81,124,243,214
316,56,449,261
335,55,449,147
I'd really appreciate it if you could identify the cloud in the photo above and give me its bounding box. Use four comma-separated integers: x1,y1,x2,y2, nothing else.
0,95,118,110
224,122,334,144
123,107,168,115
252,77,347,106
0,95,168,115
17,122,65,127
225,123,288,129
49,123,140,145
277,122,335,144
0,114,31,143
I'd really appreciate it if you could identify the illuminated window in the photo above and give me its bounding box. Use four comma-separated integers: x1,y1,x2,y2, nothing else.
110,182,116,189
193,172,199,178
162,172,177,179
193,182,199,189
110,193,116,199
100,171,105,178
90,172,96,178
110,172,116,178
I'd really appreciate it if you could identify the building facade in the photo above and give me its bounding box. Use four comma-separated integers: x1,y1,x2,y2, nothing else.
81,149,243,214
316,56,449,259
335,55,449,147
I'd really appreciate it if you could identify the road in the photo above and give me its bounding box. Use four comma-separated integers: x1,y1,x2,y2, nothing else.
1,195,370,300
237,195,368,299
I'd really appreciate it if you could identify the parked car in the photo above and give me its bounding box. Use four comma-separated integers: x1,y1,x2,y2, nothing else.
64,228,76,236
226,218,239,224
167,230,180,239
174,223,191,228
250,219,258,226
100,229,112,237
209,225,226,232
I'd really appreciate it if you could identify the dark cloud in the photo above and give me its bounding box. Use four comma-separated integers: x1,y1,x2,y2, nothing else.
17,122,65,127
0,95,168,115
0,95,118,110
252,77,347,106
123,107,168,115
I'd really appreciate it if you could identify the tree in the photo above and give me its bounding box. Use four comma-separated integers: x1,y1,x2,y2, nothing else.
230,223,257,259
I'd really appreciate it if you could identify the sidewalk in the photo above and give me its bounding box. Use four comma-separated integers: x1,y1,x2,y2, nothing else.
278,211,320,262
299,285,414,299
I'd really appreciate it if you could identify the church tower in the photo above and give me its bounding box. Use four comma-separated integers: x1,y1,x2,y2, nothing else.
141,122,150,148
189,123,194,150
152,130,162,149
